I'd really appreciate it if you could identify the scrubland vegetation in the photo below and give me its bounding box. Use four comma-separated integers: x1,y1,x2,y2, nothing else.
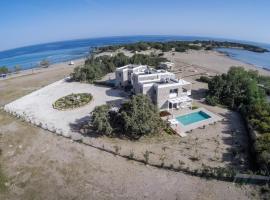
206,67,270,172
97,40,269,53
91,94,164,139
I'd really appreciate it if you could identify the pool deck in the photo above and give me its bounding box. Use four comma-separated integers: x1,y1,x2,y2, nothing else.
168,107,223,135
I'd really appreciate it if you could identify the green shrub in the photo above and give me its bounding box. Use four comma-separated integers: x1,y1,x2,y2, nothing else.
0,165,7,192
205,95,218,106
255,133,270,170
53,93,92,110
192,105,199,110
91,105,113,135
206,67,270,171
0,66,8,75
175,47,186,52
197,76,211,83
89,94,164,139
119,94,164,138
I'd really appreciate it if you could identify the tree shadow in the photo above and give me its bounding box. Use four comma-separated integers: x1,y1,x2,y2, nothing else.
191,88,208,100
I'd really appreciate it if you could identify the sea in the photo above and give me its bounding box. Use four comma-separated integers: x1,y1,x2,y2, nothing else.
0,35,270,71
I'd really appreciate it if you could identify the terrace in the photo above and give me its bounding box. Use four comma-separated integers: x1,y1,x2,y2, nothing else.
168,108,223,136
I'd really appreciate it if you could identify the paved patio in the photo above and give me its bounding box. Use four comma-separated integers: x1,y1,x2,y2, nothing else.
168,107,223,135
4,79,127,137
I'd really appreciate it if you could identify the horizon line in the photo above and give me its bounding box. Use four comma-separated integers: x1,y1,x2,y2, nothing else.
0,34,269,53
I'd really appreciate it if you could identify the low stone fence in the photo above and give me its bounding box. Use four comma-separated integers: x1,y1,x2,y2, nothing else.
2,107,269,185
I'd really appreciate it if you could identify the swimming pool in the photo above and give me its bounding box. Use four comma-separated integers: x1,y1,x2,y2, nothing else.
176,111,211,126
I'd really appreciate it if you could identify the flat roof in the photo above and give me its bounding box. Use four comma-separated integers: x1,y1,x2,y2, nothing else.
116,64,147,71
168,96,192,104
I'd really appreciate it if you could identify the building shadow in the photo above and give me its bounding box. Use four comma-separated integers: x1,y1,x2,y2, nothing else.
105,88,127,98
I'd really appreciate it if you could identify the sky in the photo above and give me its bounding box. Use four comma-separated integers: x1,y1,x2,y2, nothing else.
0,0,270,51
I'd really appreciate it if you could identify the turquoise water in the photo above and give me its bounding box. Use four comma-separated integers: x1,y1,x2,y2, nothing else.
176,111,211,126
216,47,270,69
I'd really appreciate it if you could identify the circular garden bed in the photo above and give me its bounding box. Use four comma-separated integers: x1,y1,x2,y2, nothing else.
53,93,93,110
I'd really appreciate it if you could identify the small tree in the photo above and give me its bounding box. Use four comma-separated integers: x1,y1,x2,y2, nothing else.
91,105,113,135
119,94,164,138
0,66,8,75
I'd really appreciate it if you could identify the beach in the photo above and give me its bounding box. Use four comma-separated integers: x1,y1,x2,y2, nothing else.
166,50,270,76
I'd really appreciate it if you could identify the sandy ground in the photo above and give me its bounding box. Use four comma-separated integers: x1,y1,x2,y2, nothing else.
0,59,85,82
0,111,258,200
165,50,270,76
0,60,84,106
0,51,264,199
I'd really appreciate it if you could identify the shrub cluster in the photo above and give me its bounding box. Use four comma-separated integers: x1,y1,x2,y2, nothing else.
90,94,164,139
53,93,92,110
0,66,8,75
98,40,268,53
197,75,211,83
206,67,270,172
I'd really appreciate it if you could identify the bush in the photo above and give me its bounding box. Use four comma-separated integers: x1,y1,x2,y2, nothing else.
206,67,270,172
197,76,211,83
53,93,92,110
175,47,186,52
89,94,164,139
255,133,270,170
40,59,50,68
91,105,113,135
192,105,199,110
0,66,8,75
119,94,164,138
205,95,218,106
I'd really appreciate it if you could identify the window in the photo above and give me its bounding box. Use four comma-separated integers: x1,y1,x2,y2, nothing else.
118,73,122,77
170,88,178,94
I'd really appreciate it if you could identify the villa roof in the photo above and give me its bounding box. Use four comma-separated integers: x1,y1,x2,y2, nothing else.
178,79,191,85
116,64,147,71
168,96,192,104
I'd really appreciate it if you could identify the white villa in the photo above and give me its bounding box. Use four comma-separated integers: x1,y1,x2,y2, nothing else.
115,64,192,110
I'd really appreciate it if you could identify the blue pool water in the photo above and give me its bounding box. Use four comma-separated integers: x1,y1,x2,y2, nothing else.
176,111,211,126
